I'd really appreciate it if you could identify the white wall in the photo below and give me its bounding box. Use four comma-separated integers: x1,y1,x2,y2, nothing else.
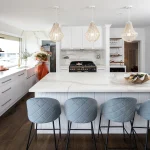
23,30,61,72
0,21,22,37
110,28,146,72
145,26,150,73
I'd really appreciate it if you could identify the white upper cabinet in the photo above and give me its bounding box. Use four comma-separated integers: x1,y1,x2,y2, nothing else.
71,27,83,49
60,26,103,50
61,27,72,49
93,26,103,49
82,27,94,49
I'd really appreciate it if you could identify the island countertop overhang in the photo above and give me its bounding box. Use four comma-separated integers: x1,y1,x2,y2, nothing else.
29,72,150,93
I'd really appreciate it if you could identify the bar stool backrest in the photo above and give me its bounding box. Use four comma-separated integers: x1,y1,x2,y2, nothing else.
26,98,61,123
102,97,137,123
137,100,150,120
64,97,97,123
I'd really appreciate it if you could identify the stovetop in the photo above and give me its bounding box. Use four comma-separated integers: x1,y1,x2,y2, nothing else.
70,61,96,67
69,61,97,72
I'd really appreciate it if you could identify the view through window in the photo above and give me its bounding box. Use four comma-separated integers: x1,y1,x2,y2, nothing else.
0,34,21,68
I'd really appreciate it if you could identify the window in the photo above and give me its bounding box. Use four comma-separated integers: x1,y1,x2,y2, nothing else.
0,34,21,68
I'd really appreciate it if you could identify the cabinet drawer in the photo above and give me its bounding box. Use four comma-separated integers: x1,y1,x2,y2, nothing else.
14,70,26,79
26,67,35,78
0,76,14,87
0,84,13,97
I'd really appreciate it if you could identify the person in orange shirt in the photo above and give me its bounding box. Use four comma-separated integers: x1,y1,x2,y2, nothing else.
35,49,51,80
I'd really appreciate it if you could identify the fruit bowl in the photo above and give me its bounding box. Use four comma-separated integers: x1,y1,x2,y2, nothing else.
124,73,150,84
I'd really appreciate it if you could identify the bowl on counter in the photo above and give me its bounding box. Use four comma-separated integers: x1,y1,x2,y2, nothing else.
124,73,150,84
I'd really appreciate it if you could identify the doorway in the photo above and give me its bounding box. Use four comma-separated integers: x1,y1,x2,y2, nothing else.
124,41,140,72
42,40,56,72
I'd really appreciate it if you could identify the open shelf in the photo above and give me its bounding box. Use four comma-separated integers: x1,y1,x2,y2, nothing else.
110,38,122,40
110,61,124,64
110,54,122,57
110,47,122,48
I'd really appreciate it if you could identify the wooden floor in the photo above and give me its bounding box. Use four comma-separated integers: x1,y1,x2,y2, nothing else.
0,93,147,150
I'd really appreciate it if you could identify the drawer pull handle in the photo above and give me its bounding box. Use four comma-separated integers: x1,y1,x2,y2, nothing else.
1,99,11,107
2,87,11,94
18,73,24,76
2,79,11,84
27,74,35,79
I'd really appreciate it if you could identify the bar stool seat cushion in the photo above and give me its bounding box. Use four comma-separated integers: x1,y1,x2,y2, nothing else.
27,97,61,123
137,100,150,120
100,97,137,123
64,97,97,123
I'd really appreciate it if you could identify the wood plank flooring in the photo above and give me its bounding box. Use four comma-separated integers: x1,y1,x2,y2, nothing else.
0,93,147,150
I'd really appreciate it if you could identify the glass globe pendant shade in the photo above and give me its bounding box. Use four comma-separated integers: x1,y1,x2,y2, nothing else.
49,23,64,42
121,21,138,42
86,22,100,42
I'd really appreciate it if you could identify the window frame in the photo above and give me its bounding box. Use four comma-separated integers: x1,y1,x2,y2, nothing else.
0,31,23,68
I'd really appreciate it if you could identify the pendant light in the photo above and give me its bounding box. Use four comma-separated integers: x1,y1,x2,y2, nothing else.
49,6,64,42
121,6,138,42
86,6,100,42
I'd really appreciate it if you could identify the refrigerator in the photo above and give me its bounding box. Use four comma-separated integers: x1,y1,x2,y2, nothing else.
42,40,56,72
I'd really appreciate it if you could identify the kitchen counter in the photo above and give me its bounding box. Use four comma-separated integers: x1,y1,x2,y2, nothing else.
0,66,35,79
29,72,150,92
30,72,150,134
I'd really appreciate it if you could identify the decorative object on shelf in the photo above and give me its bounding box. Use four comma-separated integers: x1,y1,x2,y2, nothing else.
49,6,64,42
110,60,124,65
34,51,50,80
110,54,122,57
124,73,150,84
86,6,100,42
121,6,138,42
22,50,32,67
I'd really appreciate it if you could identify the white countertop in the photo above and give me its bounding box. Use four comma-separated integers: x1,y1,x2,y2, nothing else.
29,72,150,92
0,66,35,79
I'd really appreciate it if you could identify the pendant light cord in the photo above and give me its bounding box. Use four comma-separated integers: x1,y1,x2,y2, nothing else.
55,7,58,23
128,7,131,22
91,7,94,22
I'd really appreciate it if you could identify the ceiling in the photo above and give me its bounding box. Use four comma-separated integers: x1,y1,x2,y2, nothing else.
0,0,150,30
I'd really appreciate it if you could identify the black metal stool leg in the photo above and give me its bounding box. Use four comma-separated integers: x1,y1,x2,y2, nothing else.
145,120,149,150
26,123,33,150
59,117,61,139
122,122,126,141
91,122,97,150
35,123,37,138
105,120,110,150
98,114,104,139
66,121,72,150
130,121,137,150
52,121,57,150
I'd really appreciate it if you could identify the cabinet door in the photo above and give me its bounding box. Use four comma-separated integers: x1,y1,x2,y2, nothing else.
13,77,26,100
93,26,103,49
61,27,71,49
82,27,93,49
72,27,82,49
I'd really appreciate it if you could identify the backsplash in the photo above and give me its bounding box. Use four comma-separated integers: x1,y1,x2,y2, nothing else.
60,50,105,66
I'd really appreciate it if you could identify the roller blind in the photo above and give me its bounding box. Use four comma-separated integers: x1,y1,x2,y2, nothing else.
0,33,20,41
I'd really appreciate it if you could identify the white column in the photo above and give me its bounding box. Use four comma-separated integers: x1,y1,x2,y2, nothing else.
104,24,111,72
56,42,60,72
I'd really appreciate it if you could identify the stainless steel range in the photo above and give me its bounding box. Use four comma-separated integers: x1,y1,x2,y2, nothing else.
69,61,97,72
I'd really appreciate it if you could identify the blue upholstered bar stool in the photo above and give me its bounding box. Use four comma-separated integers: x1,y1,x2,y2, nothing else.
26,97,61,150
133,100,150,150
64,97,98,150
98,97,137,150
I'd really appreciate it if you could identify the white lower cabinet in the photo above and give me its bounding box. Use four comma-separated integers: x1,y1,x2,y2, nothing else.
0,68,37,116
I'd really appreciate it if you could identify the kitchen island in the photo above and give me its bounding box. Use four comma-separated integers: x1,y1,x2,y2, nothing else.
29,72,150,134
